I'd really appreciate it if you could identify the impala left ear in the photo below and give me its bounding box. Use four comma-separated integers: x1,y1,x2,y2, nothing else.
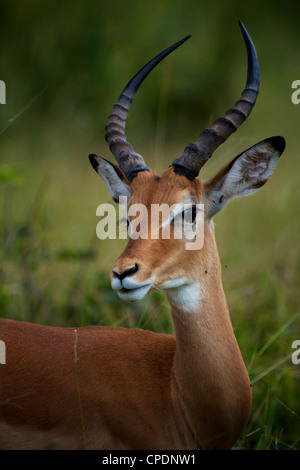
89,154,131,203
204,136,286,218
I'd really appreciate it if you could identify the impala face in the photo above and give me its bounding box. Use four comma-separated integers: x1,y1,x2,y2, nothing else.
89,23,285,305
110,168,205,302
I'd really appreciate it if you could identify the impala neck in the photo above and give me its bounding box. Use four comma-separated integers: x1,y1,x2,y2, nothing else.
166,232,252,449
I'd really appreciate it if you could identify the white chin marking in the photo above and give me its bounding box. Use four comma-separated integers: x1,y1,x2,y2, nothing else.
163,279,200,313
117,284,152,302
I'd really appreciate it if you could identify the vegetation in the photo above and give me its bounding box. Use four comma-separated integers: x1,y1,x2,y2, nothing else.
0,0,299,450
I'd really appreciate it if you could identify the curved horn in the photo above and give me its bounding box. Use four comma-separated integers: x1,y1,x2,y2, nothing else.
105,35,191,182
172,21,260,180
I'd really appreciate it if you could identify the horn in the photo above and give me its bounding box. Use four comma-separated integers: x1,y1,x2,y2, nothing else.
105,35,191,182
171,21,260,180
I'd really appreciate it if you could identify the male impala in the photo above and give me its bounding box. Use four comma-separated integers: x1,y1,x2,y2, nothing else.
0,22,285,450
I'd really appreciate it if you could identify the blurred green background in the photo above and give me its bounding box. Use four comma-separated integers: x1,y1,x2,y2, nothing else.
0,0,299,450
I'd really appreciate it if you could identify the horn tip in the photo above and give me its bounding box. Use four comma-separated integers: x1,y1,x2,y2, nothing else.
238,20,246,31
238,20,250,39
181,34,192,45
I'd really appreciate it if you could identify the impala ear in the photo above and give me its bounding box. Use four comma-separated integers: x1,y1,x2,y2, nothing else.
89,154,131,203
204,136,286,218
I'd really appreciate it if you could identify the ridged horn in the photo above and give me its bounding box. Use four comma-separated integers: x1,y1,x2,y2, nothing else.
171,21,260,180
105,35,191,182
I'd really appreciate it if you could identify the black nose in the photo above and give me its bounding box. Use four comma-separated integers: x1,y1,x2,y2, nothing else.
113,264,139,281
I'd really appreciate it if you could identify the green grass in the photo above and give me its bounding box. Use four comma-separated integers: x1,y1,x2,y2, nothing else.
0,0,299,448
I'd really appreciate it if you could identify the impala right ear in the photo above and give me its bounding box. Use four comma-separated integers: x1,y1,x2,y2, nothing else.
89,154,131,203
203,136,286,218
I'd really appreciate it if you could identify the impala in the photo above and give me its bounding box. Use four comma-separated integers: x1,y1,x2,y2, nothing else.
0,22,285,450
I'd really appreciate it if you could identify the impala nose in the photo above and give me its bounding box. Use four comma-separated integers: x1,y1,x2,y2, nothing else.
112,263,139,281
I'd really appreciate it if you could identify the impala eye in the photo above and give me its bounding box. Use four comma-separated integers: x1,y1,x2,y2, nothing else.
172,204,198,227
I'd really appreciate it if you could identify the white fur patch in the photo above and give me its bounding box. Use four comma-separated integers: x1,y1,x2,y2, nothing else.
111,276,153,302
95,156,131,201
208,141,280,217
163,279,201,313
117,284,152,302
221,144,278,198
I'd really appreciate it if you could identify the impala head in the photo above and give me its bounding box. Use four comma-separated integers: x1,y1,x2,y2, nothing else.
89,22,285,305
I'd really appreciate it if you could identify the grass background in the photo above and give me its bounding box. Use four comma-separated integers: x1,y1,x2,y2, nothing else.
0,0,299,449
